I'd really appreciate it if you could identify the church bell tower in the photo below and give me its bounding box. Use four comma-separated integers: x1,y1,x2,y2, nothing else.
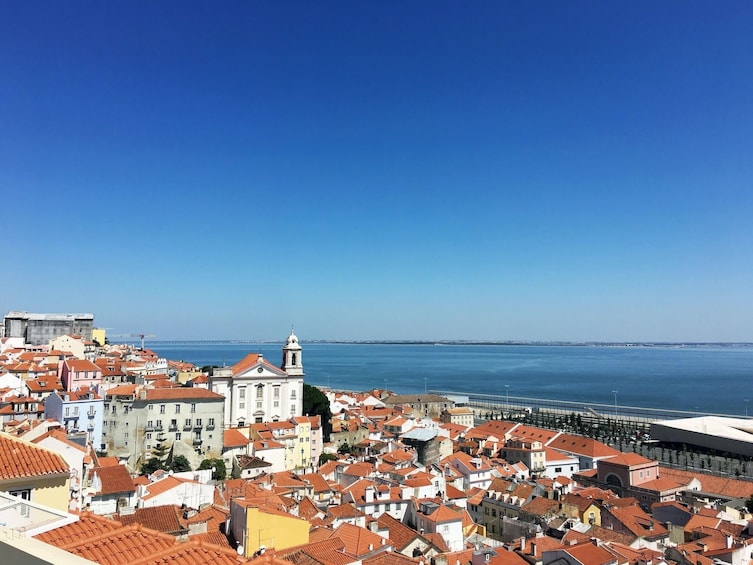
282,328,304,378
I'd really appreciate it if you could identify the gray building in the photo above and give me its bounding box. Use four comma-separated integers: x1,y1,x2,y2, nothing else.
103,385,224,472
383,393,454,419
3,311,94,345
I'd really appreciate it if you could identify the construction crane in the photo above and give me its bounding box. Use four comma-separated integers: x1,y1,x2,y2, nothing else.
108,333,156,349
130,333,156,350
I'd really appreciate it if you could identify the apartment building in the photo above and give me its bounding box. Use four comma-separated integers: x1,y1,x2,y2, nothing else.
44,388,104,448
103,385,224,471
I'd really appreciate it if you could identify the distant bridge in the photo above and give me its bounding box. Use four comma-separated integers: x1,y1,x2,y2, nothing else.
109,339,274,346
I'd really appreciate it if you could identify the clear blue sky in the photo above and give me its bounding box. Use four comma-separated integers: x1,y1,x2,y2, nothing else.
2,2,752,342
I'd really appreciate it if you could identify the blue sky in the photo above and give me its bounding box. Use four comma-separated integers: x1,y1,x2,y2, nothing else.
2,2,752,341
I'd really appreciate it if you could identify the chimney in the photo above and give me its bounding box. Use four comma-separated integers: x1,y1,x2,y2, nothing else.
519,537,526,552
726,535,733,549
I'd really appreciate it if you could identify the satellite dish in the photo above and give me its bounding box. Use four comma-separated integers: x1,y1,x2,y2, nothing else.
237,545,244,555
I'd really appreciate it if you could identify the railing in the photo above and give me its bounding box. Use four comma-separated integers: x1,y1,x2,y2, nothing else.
206,424,215,431
183,425,192,431
168,425,178,432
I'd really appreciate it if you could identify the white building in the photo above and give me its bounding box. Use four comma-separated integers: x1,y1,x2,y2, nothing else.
211,330,304,428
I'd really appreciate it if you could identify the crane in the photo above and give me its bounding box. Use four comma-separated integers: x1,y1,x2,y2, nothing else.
109,333,156,349
130,333,156,350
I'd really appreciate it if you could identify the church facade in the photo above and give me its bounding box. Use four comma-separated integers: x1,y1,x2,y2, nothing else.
210,331,304,428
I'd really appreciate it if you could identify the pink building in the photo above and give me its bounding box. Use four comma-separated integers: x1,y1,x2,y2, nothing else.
60,359,103,392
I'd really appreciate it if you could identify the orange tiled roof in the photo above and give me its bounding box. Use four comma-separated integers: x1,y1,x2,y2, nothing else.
331,522,391,557
658,466,753,499
35,512,123,546
118,505,187,534
93,464,136,495
146,388,224,401
60,523,177,563
0,432,69,480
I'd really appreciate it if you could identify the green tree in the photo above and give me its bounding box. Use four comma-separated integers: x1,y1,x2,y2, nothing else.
319,453,337,465
745,494,753,514
140,457,166,475
199,458,227,481
170,455,192,473
337,442,351,455
303,384,333,442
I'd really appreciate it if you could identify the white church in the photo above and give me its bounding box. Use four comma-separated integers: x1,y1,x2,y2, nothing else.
210,330,304,428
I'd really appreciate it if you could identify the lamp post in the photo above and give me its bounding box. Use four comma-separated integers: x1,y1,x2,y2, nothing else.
612,390,618,417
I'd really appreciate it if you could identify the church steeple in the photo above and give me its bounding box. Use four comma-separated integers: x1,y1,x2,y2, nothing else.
282,328,304,377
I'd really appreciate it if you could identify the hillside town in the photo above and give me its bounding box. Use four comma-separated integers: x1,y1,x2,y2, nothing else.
2,312,753,565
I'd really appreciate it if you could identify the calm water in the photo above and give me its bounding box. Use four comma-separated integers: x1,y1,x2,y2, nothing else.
144,342,753,416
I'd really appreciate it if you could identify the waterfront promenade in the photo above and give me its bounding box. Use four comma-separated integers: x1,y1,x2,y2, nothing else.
432,389,733,425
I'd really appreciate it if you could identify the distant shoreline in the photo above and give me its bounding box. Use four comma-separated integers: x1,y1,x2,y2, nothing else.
112,339,753,348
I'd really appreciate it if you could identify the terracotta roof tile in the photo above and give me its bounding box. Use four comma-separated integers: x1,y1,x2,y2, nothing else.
118,505,187,534
0,431,69,479
93,464,136,496
62,524,177,564
35,512,123,546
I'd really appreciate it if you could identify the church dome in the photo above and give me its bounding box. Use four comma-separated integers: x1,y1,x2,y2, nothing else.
285,329,300,348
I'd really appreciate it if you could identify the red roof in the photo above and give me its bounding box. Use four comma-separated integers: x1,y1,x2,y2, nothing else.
0,432,69,480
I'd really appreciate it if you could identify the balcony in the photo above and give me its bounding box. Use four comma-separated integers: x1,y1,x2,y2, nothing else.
183,425,193,431
87,412,96,419
193,424,203,431
87,423,95,431
192,438,202,446
168,425,178,432
205,424,215,431
144,424,155,432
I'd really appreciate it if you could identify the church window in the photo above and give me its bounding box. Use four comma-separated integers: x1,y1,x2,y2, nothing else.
256,386,263,399
274,387,280,399
292,353,297,365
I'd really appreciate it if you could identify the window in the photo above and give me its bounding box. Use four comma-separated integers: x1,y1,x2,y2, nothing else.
148,404,153,411
240,387,246,399
208,418,214,426
125,432,129,438
146,444,151,450
175,404,181,414
160,404,165,414
274,387,280,399
256,401,262,409
112,406,116,414
256,386,263,399
291,390,296,399
65,407,70,417
191,403,196,413
146,433,152,439
196,418,202,426
291,405,296,413
147,420,153,428
274,401,279,408
176,433,181,440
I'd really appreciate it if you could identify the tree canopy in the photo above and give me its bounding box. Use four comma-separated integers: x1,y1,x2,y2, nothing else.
303,384,333,442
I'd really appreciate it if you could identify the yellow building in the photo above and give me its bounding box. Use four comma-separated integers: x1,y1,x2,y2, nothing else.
291,417,312,469
91,328,107,347
0,433,71,512
230,500,309,558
